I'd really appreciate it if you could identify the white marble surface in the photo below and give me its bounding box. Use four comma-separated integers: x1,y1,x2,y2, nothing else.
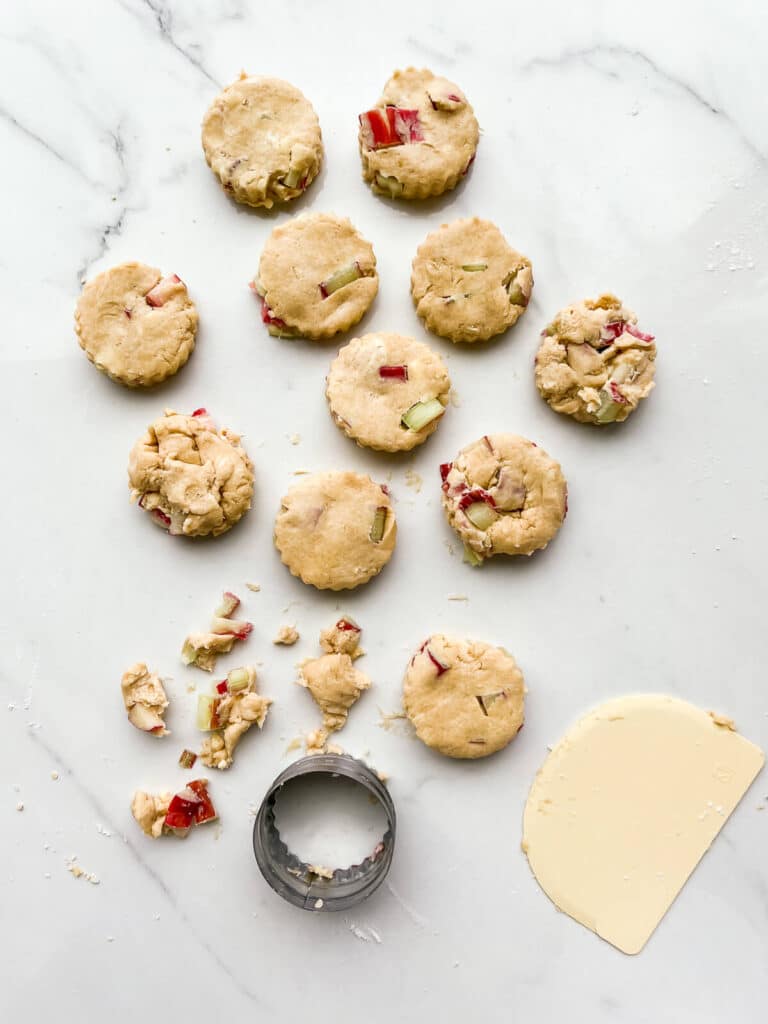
3,1,768,1020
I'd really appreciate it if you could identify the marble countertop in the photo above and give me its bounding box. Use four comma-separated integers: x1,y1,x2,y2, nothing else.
3,2,767,1020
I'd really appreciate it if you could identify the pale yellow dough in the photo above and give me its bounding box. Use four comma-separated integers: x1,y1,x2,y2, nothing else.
523,695,764,954
441,433,567,561
75,262,197,386
298,653,371,751
128,410,254,538
326,333,451,452
121,663,169,735
201,75,322,208
403,634,525,758
254,213,378,339
359,68,479,199
131,790,171,839
319,617,363,659
535,293,657,424
411,219,533,343
199,667,271,770
274,471,396,590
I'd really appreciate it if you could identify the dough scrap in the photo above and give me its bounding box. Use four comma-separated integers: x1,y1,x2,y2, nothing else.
274,625,300,646
131,790,171,839
121,663,169,736
274,471,396,590
359,68,479,199
298,653,371,751
319,617,364,659
201,75,322,208
75,262,197,386
199,666,271,770
128,410,254,538
523,694,765,954
535,293,656,424
326,333,450,452
181,591,252,673
441,433,567,560
254,213,378,339
411,219,532,343
403,634,525,758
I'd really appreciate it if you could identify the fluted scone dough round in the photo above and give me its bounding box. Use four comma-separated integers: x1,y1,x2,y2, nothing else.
254,214,378,340
358,67,479,199
75,262,197,386
274,471,396,590
128,410,254,538
326,333,450,451
441,433,567,561
411,219,533,343
404,634,525,758
535,293,656,424
201,74,322,208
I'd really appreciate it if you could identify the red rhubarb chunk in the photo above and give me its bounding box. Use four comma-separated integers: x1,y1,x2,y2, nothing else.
187,779,217,824
260,297,287,329
458,488,496,512
439,462,453,482
215,680,229,694
191,408,208,418
600,320,626,342
392,107,423,143
150,508,172,527
608,381,628,404
379,365,408,381
146,274,182,308
359,107,423,149
164,790,201,833
625,323,655,343
426,647,449,676
336,619,361,632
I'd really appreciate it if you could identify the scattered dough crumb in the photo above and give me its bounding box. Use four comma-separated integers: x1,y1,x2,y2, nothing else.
308,864,334,880
314,898,324,909
131,791,171,838
404,469,423,493
16,802,24,812
199,666,272,770
245,582,261,592
285,737,303,754
447,594,468,602
121,663,169,736
443,539,455,556
378,708,415,738
320,617,364,659
66,857,100,884
51,771,59,781
274,625,300,646
298,654,371,752
288,433,301,446
449,388,461,408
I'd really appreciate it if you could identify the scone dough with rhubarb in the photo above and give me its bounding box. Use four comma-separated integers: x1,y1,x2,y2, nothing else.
326,333,450,451
411,219,533,343
274,471,396,590
128,409,254,538
404,634,525,758
201,74,322,208
535,293,656,424
75,262,197,386
358,67,479,199
441,433,567,562
253,213,377,339
298,653,371,752
197,666,272,770
121,663,169,736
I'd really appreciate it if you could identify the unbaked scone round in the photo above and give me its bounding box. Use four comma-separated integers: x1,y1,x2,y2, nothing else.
358,67,479,200
411,219,533,343
404,634,525,758
253,213,378,339
441,433,567,562
535,294,656,424
326,333,450,451
75,262,197,387
274,471,396,590
128,409,254,538
201,74,322,208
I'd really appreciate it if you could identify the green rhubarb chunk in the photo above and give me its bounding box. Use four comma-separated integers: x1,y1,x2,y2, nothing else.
464,502,498,530
320,262,362,297
282,167,302,188
370,506,388,543
226,667,251,692
595,391,622,424
461,263,488,272
507,278,526,304
375,172,404,196
401,398,445,431
463,543,483,567
196,694,218,731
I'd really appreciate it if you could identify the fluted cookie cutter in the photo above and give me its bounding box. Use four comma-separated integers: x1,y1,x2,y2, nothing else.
253,753,396,911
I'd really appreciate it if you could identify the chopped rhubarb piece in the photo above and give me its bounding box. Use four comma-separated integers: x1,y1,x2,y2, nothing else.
127,704,166,734
506,271,530,306
464,501,498,531
210,616,253,640
425,647,448,676
439,462,453,483
608,381,628,404
359,107,423,149
164,789,201,836
374,172,404,196
197,694,222,731
260,297,288,329
458,488,497,512
181,640,198,666
463,543,483,567
145,274,182,308
379,365,409,381
319,261,363,299
461,263,488,272
187,779,217,825
226,667,251,692
214,591,240,618
595,391,623,424
625,323,655,343
401,398,445,431
150,508,172,528
369,506,388,544
428,89,465,111
281,166,303,189
336,618,361,633
215,680,228,694
178,749,197,769
599,320,626,344
191,407,209,418
124,308,132,319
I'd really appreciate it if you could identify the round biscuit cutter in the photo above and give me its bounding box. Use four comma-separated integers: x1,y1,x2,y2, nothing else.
253,753,396,912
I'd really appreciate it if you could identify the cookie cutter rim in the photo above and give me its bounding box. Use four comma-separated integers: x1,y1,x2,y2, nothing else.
252,753,396,912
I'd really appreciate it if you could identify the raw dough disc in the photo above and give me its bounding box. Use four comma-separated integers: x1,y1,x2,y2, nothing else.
254,213,378,340
411,219,533,343
326,332,451,451
274,471,396,590
128,409,254,538
522,694,764,954
535,293,656,424
201,74,323,208
403,634,525,758
441,433,567,561
75,262,197,387
358,67,479,200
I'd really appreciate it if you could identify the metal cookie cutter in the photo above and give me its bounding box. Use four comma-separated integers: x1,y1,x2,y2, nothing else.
253,753,396,912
